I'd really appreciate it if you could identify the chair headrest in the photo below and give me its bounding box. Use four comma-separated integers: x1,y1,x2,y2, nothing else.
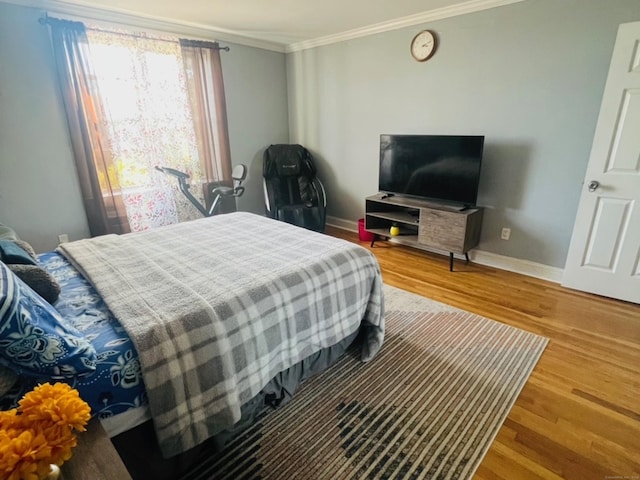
263,144,317,179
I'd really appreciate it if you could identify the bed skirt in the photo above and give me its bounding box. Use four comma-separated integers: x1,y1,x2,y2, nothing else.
112,328,361,480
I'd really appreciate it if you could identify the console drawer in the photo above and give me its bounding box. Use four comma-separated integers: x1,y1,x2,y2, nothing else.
419,208,467,252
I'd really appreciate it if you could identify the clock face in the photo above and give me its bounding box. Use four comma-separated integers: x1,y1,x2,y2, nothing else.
411,30,437,62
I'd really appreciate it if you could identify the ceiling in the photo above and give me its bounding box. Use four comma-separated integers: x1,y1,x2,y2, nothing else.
15,0,523,51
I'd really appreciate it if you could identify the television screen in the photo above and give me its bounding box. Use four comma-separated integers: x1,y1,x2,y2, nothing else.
378,134,484,207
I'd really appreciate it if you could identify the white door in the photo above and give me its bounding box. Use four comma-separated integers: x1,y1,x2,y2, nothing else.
563,21,640,304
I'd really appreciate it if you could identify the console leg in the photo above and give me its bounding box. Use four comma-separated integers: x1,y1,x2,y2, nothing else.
370,235,377,248
449,253,454,272
465,252,470,264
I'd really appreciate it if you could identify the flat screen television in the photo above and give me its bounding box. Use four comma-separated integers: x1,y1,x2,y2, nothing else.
378,134,484,208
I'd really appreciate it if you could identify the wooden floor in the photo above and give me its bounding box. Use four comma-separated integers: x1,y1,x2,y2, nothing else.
327,226,640,480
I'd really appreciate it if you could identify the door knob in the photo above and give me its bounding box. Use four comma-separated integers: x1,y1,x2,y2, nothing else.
587,180,600,192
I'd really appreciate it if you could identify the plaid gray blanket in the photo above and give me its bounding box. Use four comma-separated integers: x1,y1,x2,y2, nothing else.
58,213,384,458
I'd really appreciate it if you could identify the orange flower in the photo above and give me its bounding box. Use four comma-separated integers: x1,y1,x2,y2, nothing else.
0,383,91,479
0,410,21,433
38,425,77,466
0,429,52,480
19,383,91,433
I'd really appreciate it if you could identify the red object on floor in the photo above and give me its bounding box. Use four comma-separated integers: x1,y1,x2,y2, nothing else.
358,218,375,242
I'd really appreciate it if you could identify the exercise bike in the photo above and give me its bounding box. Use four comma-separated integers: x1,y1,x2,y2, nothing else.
155,164,247,217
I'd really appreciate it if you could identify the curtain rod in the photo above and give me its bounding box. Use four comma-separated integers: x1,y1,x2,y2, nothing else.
38,13,82,27
37,13,230,51
180,39,230,51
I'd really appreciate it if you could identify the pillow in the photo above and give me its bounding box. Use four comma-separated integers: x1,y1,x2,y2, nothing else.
8,264,61,304
12,239,37,260
0,239,36,265
0,262,97,379
0,223,19,241
0,239,60,304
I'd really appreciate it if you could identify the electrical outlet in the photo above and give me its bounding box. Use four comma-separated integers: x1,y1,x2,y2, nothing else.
58,234,69,244
501,227,511,241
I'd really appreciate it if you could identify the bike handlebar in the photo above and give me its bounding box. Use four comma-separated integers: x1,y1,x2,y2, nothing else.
155,166,190,180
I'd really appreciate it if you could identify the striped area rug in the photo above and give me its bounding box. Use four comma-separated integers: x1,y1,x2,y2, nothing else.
183,285,548,480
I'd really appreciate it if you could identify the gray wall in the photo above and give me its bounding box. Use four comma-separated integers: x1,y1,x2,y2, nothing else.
223,44,289,214
0,2,289,252
0,3,90,252
287,0,640,268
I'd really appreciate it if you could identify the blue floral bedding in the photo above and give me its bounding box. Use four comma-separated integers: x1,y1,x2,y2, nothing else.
0,252,147,420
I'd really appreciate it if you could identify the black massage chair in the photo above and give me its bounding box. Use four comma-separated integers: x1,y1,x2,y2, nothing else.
262,144,327,233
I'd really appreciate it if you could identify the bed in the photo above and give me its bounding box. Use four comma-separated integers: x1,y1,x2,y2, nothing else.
0,212,385,478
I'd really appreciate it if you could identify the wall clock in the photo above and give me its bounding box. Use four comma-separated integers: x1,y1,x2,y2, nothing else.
410,30,437,62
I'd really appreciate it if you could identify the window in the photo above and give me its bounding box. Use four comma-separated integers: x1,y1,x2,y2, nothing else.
87,30,207,231
48,18,231,235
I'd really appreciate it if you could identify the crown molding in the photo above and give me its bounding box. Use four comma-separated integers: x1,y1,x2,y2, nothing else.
286,0,525,53
3,0,526,54
2,0,287,52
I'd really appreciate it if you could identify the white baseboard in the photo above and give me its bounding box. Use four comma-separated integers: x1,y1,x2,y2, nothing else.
326,216,564,284
468,250,563,283
326,216,360,232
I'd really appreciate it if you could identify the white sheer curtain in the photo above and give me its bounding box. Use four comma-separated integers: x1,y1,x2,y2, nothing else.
86,30,216,231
